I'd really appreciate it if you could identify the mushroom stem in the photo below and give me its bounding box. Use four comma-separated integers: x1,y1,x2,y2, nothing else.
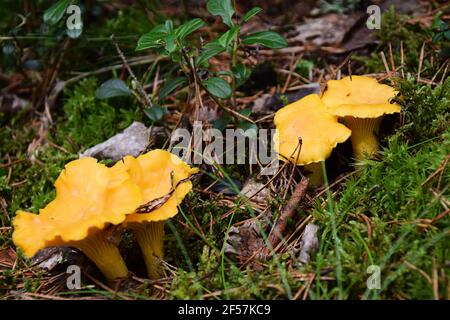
303,162,324,186
132,221,165,280
73,231,128,282
343,116,382,160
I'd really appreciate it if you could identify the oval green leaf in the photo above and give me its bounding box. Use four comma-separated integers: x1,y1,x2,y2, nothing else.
195,42,225,66
243,7,263,22
203,77,232,99
159,77,187,99
95,79,131,99
175,18,205,40
144,105,167,122
242,31,288,49
43,0,70,25
136,25,168,51
207,0,235,27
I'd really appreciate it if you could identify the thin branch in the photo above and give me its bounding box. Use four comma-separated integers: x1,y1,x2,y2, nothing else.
111,35,153,109
266,176,309,254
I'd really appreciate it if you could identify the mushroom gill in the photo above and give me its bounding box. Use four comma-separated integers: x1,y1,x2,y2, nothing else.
112,150,198,279
321,76,401,160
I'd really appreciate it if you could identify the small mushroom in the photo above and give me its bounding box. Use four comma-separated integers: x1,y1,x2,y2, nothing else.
12,157,143,282
321,76,401,160
112,150,198,279
274,94,351,185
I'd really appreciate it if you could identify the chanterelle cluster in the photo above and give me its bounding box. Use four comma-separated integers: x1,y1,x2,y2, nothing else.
274,94,351,185
274,75,401,185
13,150,197,282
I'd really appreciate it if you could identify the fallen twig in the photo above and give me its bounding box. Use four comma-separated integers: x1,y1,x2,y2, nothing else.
112,35,153,110
266,176,309,255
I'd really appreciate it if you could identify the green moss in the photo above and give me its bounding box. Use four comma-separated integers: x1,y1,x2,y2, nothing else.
102,7,156,37
1,3,449,300
353,9,436,76
57,78,139,151
310,123,450,299
164,75,450,300
394,77,450,144
0,77,139,229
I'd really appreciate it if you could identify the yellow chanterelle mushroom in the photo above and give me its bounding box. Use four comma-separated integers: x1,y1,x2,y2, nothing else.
13,157,143,282
274,94,351,185
321,76,401,160
112,150,198,279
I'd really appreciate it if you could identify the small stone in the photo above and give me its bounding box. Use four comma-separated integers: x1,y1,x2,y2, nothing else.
240,179,269,203
298,223,319,265
30,247,72,271
80,121,150,161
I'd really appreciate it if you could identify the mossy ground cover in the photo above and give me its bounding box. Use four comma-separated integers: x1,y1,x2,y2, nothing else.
0,1,449,299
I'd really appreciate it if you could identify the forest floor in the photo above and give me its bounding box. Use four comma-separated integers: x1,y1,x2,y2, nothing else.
0,0,449,299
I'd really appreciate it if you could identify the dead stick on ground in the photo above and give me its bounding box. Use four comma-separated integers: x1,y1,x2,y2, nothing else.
111,35,153,110
266,176,309,255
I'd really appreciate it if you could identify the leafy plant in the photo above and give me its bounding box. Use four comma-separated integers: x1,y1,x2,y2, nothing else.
95,78,132,99
43,0,83,39
136,0,287,126
431,13,450,58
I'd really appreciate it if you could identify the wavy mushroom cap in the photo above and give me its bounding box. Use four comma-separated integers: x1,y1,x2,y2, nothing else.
321,75,401,118
274,94,351,165
13,157,143,258
112,150,198,224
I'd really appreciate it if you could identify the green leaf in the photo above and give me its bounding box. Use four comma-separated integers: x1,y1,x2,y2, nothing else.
175,18,205,40
242,31,288,49
445,30,450,41
213,116,232,131
203,77,232,99
144,105,167,122
165,34,177,53
232,64,250,86
165,20,174,32
195,42,225,66
238,108,252,118
207,0,235,27
217,70,233,77
431,18,444,30
432,33,444,43
243,7,263,22
159,77,187,99
218,25,239,49
440,47,450,58
236,109,256,137
136,25,168,51
439,21,449,32
296,59,315,78
43,0,70,25
237,121,258,138
95,79,131,99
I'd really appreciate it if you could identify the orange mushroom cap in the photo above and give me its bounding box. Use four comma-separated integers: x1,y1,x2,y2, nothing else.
111,150,198,224
321,75,401,118
274,94,351,165
13,157,142,258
